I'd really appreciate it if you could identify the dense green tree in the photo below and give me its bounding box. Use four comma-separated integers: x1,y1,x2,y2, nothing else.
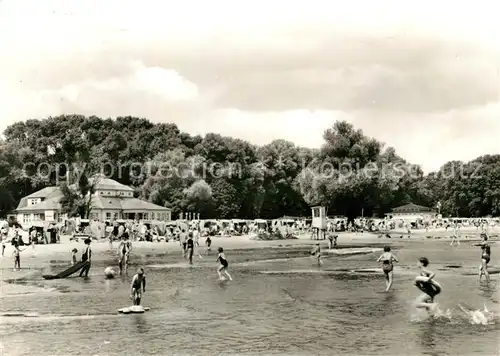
1,115,499,219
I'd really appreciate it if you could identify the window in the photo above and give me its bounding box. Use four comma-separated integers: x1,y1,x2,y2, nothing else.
106,212,111,220
151,213,155,220
100,191,104,195
23,214,29,223
144,213,149,220
113,213,118,220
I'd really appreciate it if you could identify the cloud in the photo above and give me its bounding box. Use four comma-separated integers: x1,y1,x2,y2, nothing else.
0,0,499,173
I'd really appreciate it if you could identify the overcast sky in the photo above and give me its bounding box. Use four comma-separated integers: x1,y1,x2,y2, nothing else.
1,0,499,172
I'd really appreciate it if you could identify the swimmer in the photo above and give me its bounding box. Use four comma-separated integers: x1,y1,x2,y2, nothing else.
414,257,442,314
117,236,132,275
377,246,399,292
130,268,146,306
310,242,323,266
474,234,491,282
216,247,232,281
71,248,78,265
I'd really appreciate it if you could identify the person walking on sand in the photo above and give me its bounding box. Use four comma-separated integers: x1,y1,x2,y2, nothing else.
79,238,92,277
216,247,232,281
377,246,399,292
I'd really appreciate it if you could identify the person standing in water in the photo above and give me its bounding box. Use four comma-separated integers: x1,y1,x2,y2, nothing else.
79,238,92,277
327,233,338,249
71,248,78,265
130,268,146,305
12,239,26,270
206,236,212,254
377,246,399,292
186,233,194,264
474,234,491,282
216,247,232,281
414,257,441,314
180,229,188,258
450,221,460,246
117,236,132,275
310,242,323,266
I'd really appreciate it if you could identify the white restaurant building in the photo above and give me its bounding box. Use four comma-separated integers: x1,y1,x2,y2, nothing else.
15,176,172,225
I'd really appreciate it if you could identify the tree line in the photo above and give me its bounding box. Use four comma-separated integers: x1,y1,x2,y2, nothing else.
0,115,498,220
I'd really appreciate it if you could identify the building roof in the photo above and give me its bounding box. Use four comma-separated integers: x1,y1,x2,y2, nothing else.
121,198,171,211
16,187,63,210
92,196,171,211
90,175,134,191
25,186,61,199
16,196,62,212
15,177,166,213
391,203,434,213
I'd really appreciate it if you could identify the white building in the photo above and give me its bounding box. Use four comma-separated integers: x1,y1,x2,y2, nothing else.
15,176,171,226
386,203,436,222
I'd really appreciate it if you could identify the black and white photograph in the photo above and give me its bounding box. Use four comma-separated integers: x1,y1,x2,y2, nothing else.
0,1,499,355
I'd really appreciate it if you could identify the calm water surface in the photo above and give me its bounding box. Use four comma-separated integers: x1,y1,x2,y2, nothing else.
1,241,499,355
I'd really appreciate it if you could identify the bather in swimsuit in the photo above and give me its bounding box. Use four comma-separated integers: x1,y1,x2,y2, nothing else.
382,260,393,273
482,244,491,264
415,272,440,302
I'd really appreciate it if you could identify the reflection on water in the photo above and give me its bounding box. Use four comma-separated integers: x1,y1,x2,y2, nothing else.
0,241,499,355
418,321,438,355
133,315,149,334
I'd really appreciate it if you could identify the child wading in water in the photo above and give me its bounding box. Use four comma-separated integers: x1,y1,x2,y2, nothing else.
79,238,92,277
414,257,442,314
130,268,146,305
474,234,491,282
216,247,232,281
377,246,399,292
206,236,212,254
71,248,78,265
311,242,323,266
327,233,338,249
186,234,194,264
117,236,132,275
12,239,26,270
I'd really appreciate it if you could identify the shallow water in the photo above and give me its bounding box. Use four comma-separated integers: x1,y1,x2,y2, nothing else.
1,241,499,355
